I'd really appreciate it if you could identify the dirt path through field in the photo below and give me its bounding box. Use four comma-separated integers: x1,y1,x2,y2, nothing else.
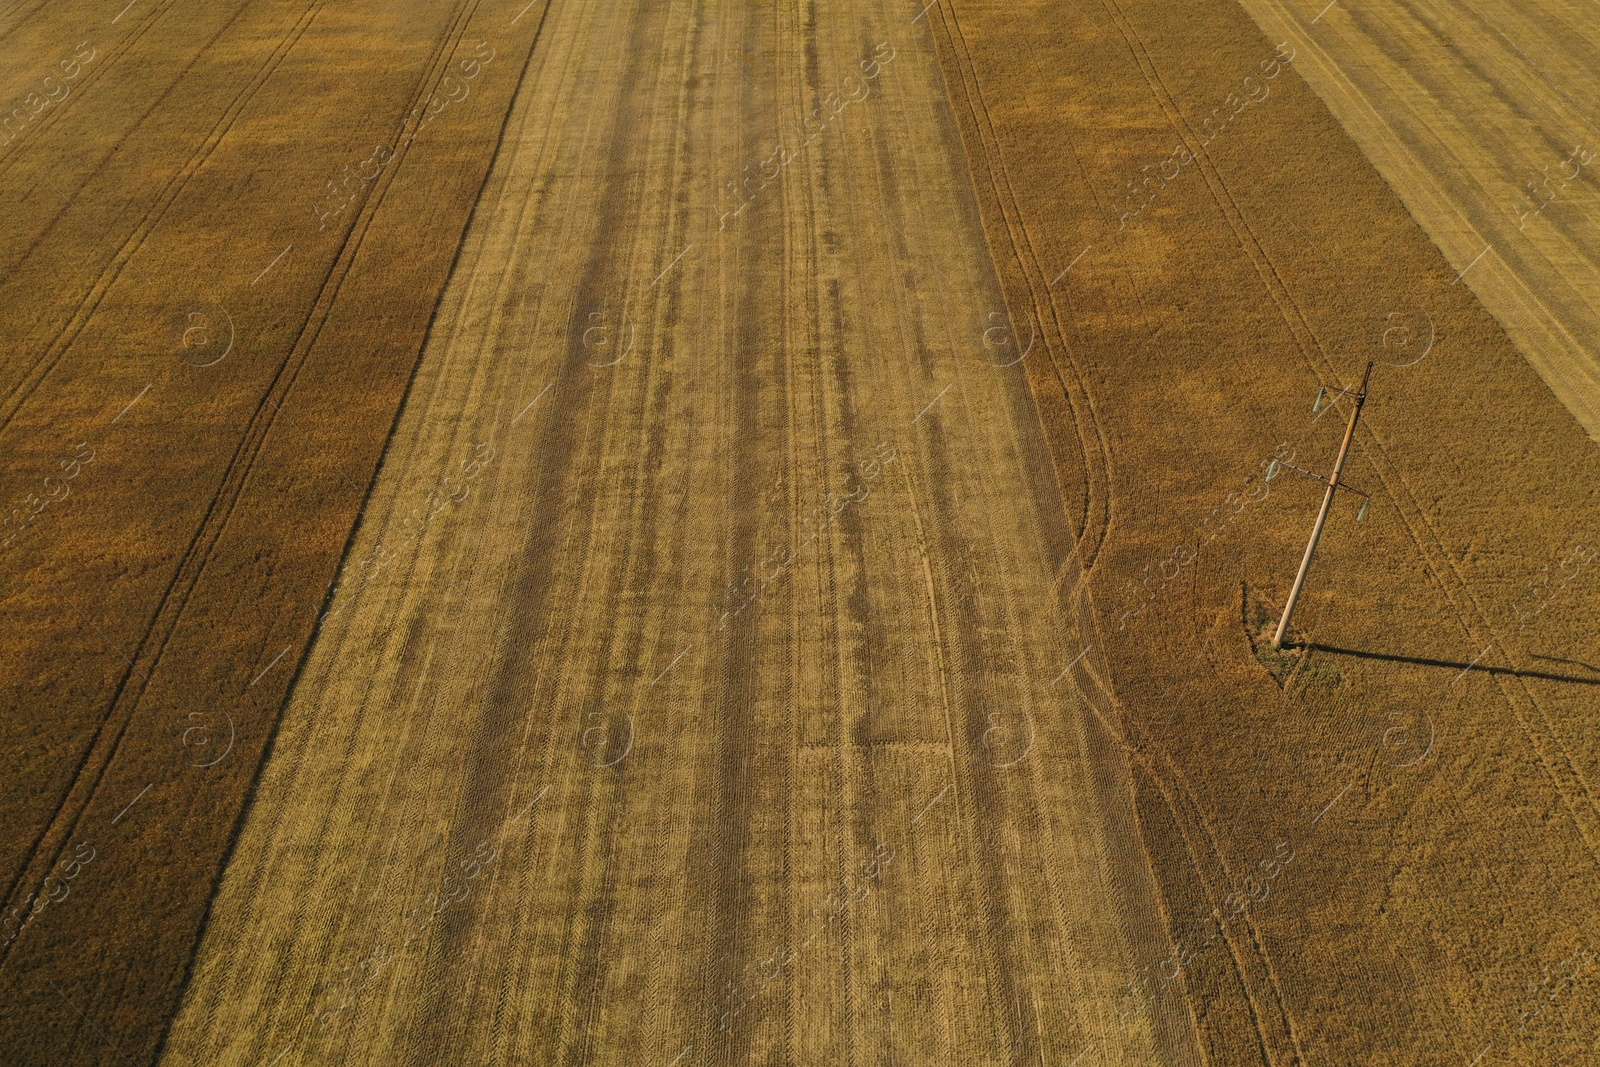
161,2,1201,1064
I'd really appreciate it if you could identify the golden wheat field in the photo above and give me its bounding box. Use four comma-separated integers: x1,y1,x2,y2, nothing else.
2,0,1597,1064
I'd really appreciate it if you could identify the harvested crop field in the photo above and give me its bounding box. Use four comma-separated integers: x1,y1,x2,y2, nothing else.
1234,0,1600,440
2,1,1597,1065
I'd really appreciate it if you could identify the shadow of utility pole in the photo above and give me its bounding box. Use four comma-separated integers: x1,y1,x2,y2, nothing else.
1292,643,1600,686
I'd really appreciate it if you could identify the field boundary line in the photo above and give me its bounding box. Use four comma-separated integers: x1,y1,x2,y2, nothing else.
0,0,513,1008
154,0,559,1060
0,0,343,954
922,0,1116,575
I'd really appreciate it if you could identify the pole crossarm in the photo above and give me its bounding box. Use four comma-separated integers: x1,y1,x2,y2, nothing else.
1268,458,1370,498
1312,382,1365,420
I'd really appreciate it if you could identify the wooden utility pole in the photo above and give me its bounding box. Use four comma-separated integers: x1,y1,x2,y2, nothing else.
1272,361,1374,649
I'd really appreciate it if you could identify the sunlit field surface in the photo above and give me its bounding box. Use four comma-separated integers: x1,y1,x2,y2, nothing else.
2,1,1597,1064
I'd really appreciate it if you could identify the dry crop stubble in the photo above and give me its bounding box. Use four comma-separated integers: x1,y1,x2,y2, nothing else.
1232,0,1600,442
161,0,1201,1064
926,0,1600,1062
4,0,1598,1063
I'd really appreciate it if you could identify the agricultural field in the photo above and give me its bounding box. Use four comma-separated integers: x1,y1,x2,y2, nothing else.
1,0,1596,1065
1235,0,1600,442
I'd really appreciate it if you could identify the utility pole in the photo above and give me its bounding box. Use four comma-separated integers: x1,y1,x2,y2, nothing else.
1272,361,1374,649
